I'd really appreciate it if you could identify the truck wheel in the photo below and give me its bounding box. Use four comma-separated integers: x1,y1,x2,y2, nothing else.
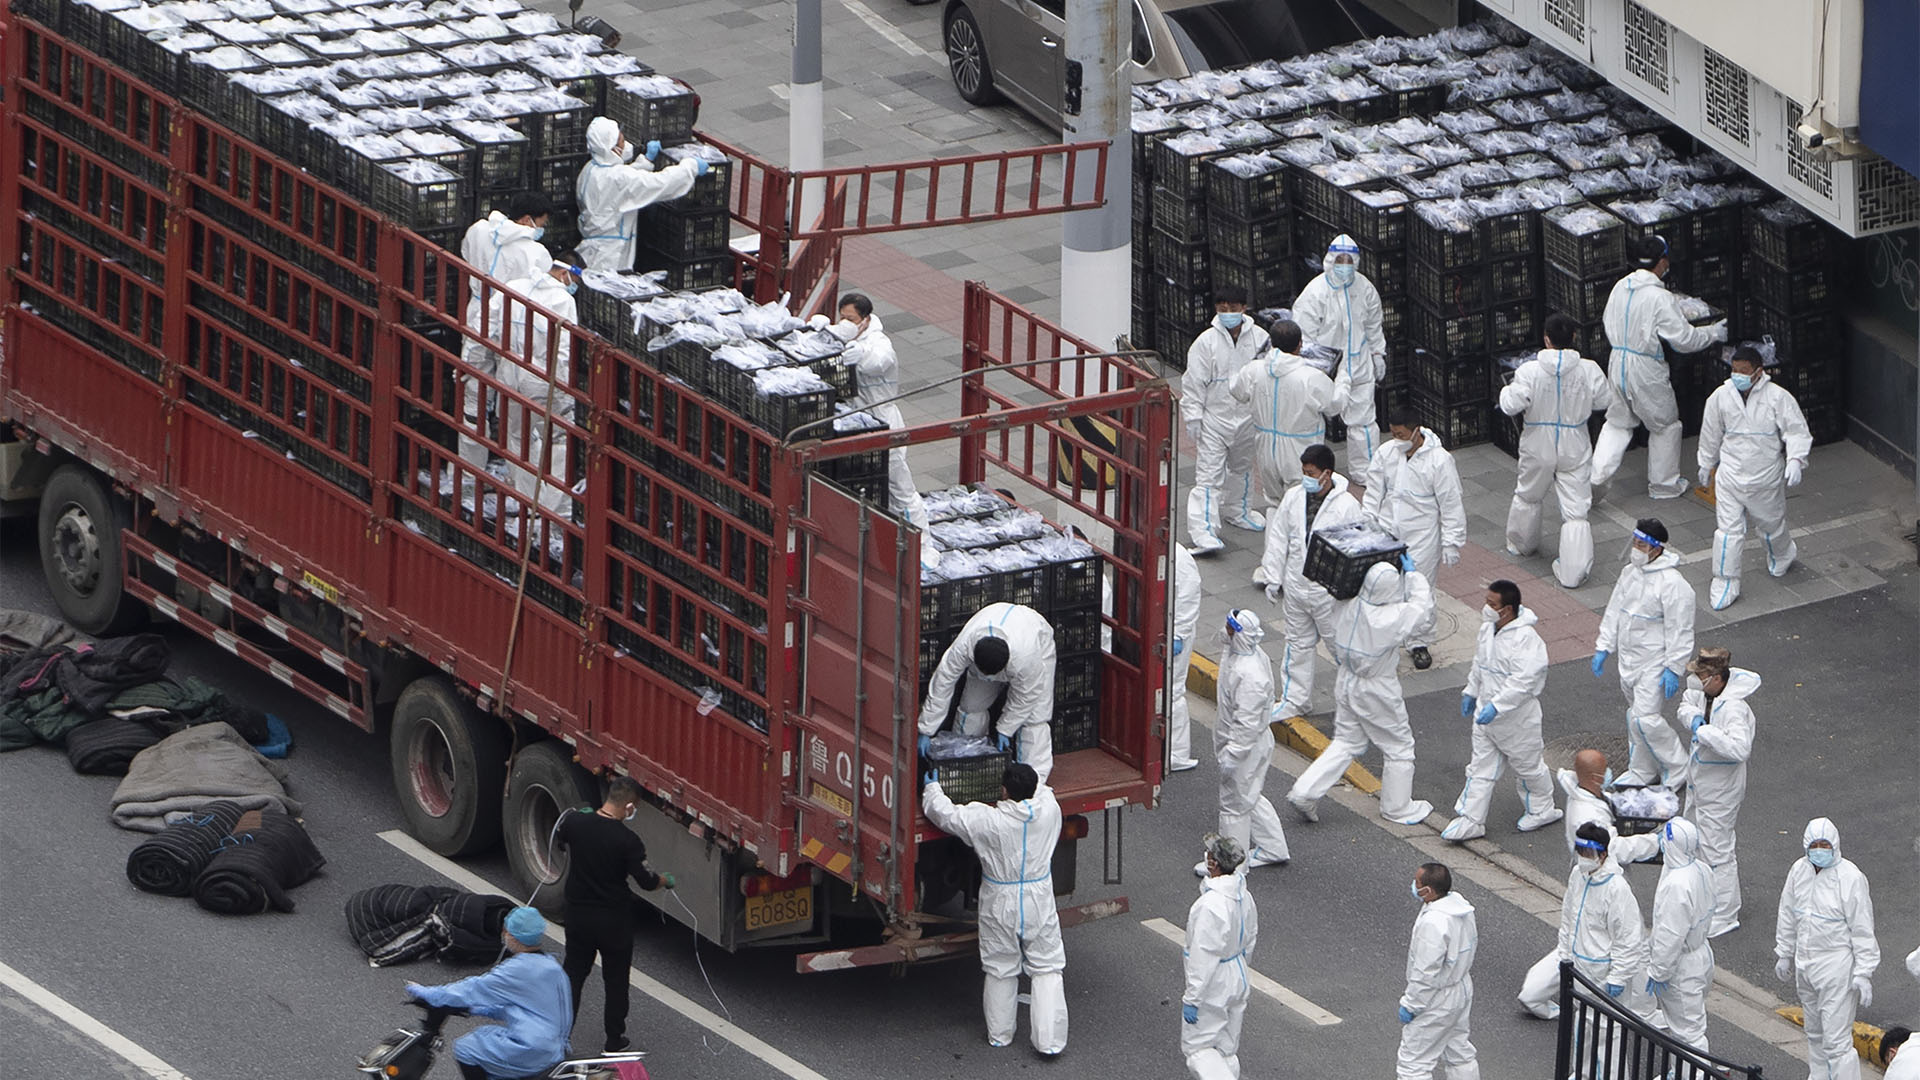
504,740,601,919
37,464,147,636
944,6,1001,107
389,678,509,857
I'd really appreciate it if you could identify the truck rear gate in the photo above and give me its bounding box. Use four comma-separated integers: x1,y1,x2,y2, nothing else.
1,12,1168,953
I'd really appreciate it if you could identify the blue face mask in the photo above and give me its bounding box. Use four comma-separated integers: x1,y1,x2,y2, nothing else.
1328,263,1356,287
1301,475,1322,494
564,281,579,295
1602,766,1615,789
1730,372,1753,391
1410,881,1423,901
531,226,546,241
1808,847,1836,869
1218,312,1244,329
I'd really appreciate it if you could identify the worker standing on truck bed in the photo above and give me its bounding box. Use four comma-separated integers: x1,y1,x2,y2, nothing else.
498,252,585,518
576,117,705,272
808,292,934,542
458,192,554,479
557,776,676,1055
918,602,1059,781
921,762,1069,1057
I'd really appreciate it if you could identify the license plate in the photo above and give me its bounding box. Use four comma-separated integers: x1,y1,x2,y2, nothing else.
744,887,812,932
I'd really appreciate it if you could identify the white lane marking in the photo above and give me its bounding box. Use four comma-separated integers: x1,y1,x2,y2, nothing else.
1139,917,1343,1027
839,0,938,61
376,831,836,1080
1674,506,1895,565
0,959,194,1080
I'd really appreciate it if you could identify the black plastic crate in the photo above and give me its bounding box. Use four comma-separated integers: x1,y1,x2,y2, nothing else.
1769,359,1846,405
1486,254,1539,305
1613,209,1693,266
1050,606,1103,653
1686,205,1743,259
1293,168,1351,225
1801,401,1848,446
1410,259,1486,313
516,97,593,158
1491,408,1523,458
532,153,589,208
1152,276,1213,326
1148,230,1210,287
1409,211,1483,270
1048,554,1103,611
1132,182,1153,224
1340,186,1410,251
1051,700,1100,755
638,206,729,260
1679,253,1736,298
1408,348,1488,405
1364,69,1449,117
1745,202,1835,270
1543,266,1613,323
922,741,1013,804
449,122,532,190
1053,650,1101,702
748,385,835,438
1736,297,1842,364
1210,258,1291,309
1408,301,1488,357
369,160,470,230
1209,213,1288,266
649,338,710,390
1479,203,1538,258
10,0,60,31
1303,522,1408,601
1409,390,1493,448
1208,159,1288,220
1152,138,1230,197
605,78,698,148
1151,187,1208,243
676,155,731,211
1488,300,1539,351
1151,316,1204,372
182,57,268,135
1542,204,1627,277
1742,256,1835,312
1328,90,1393,125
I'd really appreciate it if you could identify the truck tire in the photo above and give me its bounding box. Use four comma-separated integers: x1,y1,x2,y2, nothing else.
389,678,509,857
37,464,147,635
503,740,601,919
944,6,1001,107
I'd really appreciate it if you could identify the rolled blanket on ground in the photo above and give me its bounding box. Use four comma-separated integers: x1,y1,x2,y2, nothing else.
344,884,518,966
126,800,247,895
111,723,299,832
67,715,170,776
191,808,326,914
435,890,518,962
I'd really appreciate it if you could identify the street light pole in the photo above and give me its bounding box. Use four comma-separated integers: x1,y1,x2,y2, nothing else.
791,0,825,230
1059,0,1133,395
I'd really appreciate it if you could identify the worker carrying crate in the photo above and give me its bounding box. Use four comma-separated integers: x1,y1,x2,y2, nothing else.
917,602,1059,782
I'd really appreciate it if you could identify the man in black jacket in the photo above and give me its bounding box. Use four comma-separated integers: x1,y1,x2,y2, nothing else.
558,776,675,1054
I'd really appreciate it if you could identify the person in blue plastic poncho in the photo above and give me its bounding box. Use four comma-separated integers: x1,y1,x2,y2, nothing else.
406,907,572,1080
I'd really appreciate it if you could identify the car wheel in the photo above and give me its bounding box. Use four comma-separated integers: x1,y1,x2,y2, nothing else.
389,677,510,857
945,6,1000,106
37,464,147,635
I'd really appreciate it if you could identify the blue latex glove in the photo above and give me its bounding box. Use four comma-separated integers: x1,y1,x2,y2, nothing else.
996,732,1011,752
1646,978,1668,998
1474,703,1498,725
1398,552,1416,574
1591,651,1609,678
1460,694,1475,718
1182,1003,1199,1024
692,157,711,177
1397,1006,1415,1024
921,767,938,788
1690,714,1708,735
917,734,931,757
1606,983,1625,1000
1172,637,1185,656
644,139,662,161
1661,668,1681,699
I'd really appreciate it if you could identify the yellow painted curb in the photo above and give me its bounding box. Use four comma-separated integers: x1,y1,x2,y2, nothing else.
1186,652,1383,794
1774,1005,1887,1065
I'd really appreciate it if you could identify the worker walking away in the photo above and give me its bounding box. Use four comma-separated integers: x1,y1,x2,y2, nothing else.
1167,543,1203,773
1198,610,1289,876
1697,344,1813,610
1363,406,1466,671
1776,818,1879,1080
575,117,705,272
1441,579,1561,843
1293,234,1388,478
457,193,554,476
812,293,933,538
1560,824,1650,1077
497,253,584,518
1589,234,1729,500
918,602,1058,781
1228,318,1344,580
1286,557,1435,826
1645,817,1716,1054
1181,834,1258,1080
1398,862,1479,1080
1182,285,1271,553
555,776,675,1054
1261,444,1363,719
922,763,1068,1056
1591,519,1695,788
1498,314,1611,587
406,907,572,1080
1678,647,1755,937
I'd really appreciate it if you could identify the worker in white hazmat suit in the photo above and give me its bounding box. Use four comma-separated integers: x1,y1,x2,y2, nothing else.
1363,406,1466,670
1498,313,1612,587
1293,234,1387,478
1589,234,1728,500
1678,647,1755,937
1286,558,1435,826
1885,1030,1920,1080
1398,862,1480,1080
1262,444,1363,717
1516,748,1658,1019
457,192,553,474
1645,817,1716,1053
1776,818,1879,1080
808,292,932,535
922,763,1067,1055
1195,610,1289,876
1561,823,1650,1077
918,602,1057,781
1228,319,1344,566
1167,543,1202,773
1182,284,1271,552
496,254,584,516
1181,834,1258,1080
1441,579,1562,843
1697,344,1813,611
1591,518,1695,787
575,117,704,272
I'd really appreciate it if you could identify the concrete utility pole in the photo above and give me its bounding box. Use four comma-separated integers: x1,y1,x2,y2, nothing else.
791,0,825,231
1059,0,1133,393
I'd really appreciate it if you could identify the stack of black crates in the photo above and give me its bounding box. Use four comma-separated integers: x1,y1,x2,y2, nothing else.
607,75,734,291
1739,201,1849,445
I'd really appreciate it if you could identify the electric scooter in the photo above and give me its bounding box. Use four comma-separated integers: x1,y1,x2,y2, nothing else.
358,1002,648,1079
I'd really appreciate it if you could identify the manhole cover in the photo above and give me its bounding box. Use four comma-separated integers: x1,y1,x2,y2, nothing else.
1543,731,1630,773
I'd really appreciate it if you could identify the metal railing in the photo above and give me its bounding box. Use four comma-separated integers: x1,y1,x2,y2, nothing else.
1554,961,1764,1080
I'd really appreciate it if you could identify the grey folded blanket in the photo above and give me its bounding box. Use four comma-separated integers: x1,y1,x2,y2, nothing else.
110,723,299,832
